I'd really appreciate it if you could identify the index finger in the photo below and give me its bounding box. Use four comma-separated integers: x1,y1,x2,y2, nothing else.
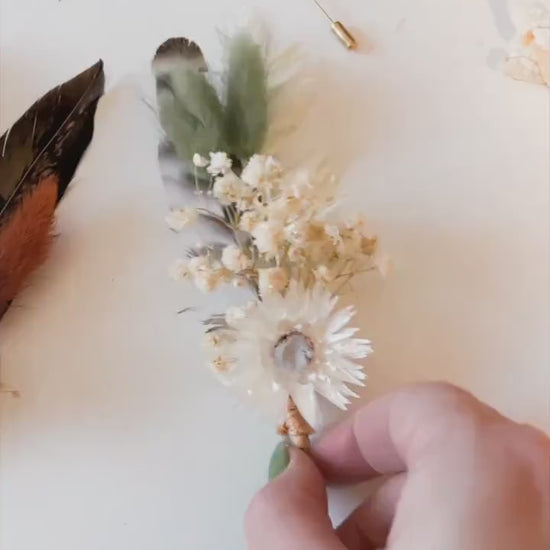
313,382,495,484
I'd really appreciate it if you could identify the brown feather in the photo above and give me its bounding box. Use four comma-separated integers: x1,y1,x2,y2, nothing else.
0,61,104,319
0,60,104,222
0,176,58,316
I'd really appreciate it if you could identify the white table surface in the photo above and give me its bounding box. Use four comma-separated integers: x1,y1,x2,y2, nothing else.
1,1,549,549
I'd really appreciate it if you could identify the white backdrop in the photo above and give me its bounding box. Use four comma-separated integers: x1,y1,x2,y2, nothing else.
1,1,549,549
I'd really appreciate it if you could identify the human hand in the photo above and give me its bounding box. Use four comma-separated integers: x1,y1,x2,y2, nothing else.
245,383,550,550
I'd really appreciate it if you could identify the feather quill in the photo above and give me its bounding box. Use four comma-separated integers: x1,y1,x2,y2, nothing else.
0,61,105,317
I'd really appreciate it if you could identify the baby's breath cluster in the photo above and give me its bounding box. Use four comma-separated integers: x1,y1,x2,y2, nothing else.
168,152,380,298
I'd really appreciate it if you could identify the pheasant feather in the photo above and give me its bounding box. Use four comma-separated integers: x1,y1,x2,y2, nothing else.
0,61,104,317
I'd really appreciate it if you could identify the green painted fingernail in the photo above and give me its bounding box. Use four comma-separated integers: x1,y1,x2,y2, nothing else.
268,441,290,481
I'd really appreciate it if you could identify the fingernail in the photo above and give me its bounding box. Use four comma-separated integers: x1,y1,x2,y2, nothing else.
268,441,290,481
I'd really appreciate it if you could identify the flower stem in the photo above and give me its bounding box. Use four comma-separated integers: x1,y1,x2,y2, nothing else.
278,396,314,451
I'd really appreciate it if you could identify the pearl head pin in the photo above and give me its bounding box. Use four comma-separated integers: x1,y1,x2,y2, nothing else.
311,0,357,50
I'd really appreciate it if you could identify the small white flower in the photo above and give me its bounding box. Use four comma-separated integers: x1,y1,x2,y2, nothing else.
239,211,262,233
338,225,363,257
258,267,289,297
187,255,228,292
287,245,306,263
290,222,336,263
193,153,209,168
324,224,342,245
241,155,282,189
266,196,300,223
284,170,313,199
313,265,333,283
207,152,232,175
252,221,285,257
165,208,198,232
204,332,223,348
285,221,317,247
503,8,550,88
221,244,253,272
188,255,211,274
169,259,191,282
532,27,550,50
361,236,378,256
209,355,234,374
283,196,308,218
225,306,247,327
503,55,545,85
194,270,224,293
213,172,251,205
232,276,248,288
204,330,234,349
373,250,393,277
244,300,258,313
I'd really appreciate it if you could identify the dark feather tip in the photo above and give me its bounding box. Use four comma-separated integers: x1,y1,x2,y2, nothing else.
0,59,105,222
153,37,207,74
155,37,203,60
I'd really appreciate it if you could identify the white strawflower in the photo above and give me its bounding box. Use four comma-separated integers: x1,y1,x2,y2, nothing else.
258,267,289,297
221,244,253,272
193,153,209,168
207,152,232,175
165,208,198,232
241,155,282,189
169,259,191,281
210,282,371,428
252,221,285,257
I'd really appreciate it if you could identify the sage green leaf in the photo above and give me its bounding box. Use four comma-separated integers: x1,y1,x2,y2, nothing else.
224,32,268,160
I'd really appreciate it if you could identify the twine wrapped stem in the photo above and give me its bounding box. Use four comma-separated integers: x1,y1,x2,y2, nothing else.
278,396,315,451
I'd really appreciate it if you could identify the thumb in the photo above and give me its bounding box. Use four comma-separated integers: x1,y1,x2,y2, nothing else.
245,445,346,550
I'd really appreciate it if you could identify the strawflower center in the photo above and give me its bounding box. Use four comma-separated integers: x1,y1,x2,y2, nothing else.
273,331,315,373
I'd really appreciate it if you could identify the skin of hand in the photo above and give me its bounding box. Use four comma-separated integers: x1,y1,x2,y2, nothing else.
245,382,550,550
